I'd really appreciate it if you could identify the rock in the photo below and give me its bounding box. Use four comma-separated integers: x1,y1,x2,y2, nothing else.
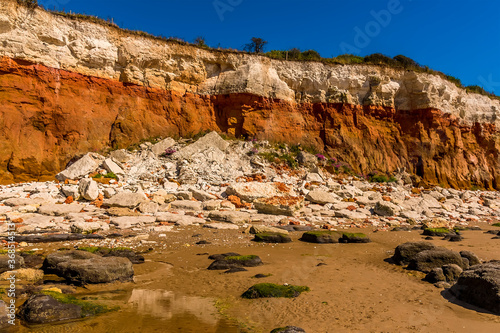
55,153,103,181
334,209,368,219
78,178,99,201
107,207,140,217
70,221,109,234
42,250,134,284
407,249,465,273
102,158,124,175
176,191,193,200
110,216,156,229
422,217,456,230
208,254,263,270
151,137,176,156
270,326,306,333
460,251,481,266
61,185,79,199
138,201,159,214
18,294,82,324
104,191,147,208
174,132,229,159
208,211,251,224
340,233,371,243
392,242,437,265
304,173,323,183
253,233,292,243
203,200,221,211
226,182,281,202
0,254,24,274
242,283,310,299
3,197,48,207
20,253,45,268
0,301,9,329
305,189,339,205
190,188,216,201
374,201,399,216
423,228,452,236
442,264,463,282
450,262,500,315
300,230,342,244
254,196,304,216
434,281,452,289
443,233,463,242
208,253,241,260
110,149,132,163
203,223,240,230
98,248,144,264
425,267,446,283
14,234,104,243
170,200,203,211
37,203,83,216
103,188,116,198
249,225,289,235
0,268,43,282
151,190,176,204
297,151,317,168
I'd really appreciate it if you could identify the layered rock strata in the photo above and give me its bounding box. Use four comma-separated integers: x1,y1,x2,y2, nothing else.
0,0,498,188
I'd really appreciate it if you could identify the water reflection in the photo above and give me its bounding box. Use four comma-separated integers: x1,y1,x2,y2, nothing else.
128,289,218,325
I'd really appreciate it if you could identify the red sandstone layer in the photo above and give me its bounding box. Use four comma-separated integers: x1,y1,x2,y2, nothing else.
0,57,498,189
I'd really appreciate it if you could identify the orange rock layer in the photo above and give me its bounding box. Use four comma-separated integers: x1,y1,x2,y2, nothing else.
0,57,498,189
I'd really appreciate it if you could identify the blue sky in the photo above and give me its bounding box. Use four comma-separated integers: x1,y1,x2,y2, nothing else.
42,0,500,93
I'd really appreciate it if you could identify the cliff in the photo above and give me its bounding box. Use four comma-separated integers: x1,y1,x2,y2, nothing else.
0,0,499,188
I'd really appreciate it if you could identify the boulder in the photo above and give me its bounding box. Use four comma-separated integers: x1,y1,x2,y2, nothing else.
226,182,280,202
104,191,147,208
70,221,109,234
18,294,82,324
253,233,292,243
407,248,465,273
190,189,217,201
107,207,140,217
208,211,251,224
0,268,43,282
37,203,83,216
460,251,481,266
300,231,342,244
138,201,159,214
169,200,203,211
374,201,399,216
297,151,317,168
305,189,339,205
450,261,500,315
151,137,176,156
78,178,99,201
340,233,371,243
442,264,463,282
0,254,24,274
249,225,289,235
110,149,132,163
42,250,134,284
392,242,437,265
55,153,103,181
174,132,229,160
424,267,446,283
208,254,263,270
422,217,456,230
102,158,124,175
254,196,304,216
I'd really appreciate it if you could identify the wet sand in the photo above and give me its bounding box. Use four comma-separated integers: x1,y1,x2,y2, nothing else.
9,223,500,332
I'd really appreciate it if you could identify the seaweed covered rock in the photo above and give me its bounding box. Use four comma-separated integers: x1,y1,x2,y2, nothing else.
423,228,452,237
392,242,437,265
208,253,240,261
253,232,292,243
42,250,134,284
450,261,500,315
299,230,342,244
18,294,82,324
340,233,371,243
242,283,310,299
208,255,263,270
270,326,306,333
407,248,465,273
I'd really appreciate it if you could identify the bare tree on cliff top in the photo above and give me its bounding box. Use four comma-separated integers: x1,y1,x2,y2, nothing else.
244,37,268,54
